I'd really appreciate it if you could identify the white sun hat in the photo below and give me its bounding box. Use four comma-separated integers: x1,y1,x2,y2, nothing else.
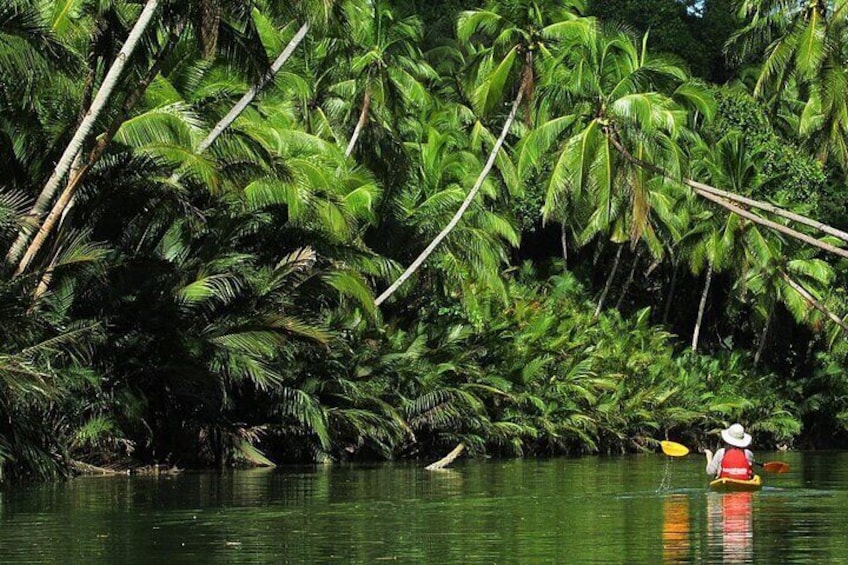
721,423,752,448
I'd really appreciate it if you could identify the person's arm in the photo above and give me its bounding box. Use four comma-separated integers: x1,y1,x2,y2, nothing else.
745,449,755,465
706,448,724,476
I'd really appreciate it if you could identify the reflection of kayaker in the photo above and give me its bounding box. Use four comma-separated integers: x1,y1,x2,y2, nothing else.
705,423,754,480
708,491,754,563
662,495,690,563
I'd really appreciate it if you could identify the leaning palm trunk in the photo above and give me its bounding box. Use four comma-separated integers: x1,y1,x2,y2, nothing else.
374,88,524,306
594,244,623,318
691,265,713,352
345,89,371,157
15,28,181,275
7,0,161,265
694,189,848,260
192,22,310,158
686,177,848,244
608,135,848,259
781,271,848,333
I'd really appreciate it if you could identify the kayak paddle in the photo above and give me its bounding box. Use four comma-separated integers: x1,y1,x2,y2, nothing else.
659,440,790,473
756,460,790,474
661,440,689,457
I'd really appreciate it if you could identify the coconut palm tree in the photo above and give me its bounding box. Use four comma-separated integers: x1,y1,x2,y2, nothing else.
385,109,519,304
730,0,848,171
683,132,764,351
374,0,590,305
8,0,162,267
518,25,703,316
527,25,699,226
325,0,434,157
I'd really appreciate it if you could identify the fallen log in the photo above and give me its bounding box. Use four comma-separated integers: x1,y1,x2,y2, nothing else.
425,443,465,470
71,460,124,476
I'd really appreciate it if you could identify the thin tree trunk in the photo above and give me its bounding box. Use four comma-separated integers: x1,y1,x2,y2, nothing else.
33,75,97,299
754,309,773,367
615,248,641,311
345,89,371,158
7,0,161,265
32,255,59,303
662,261,679,325
782,271,848,333
192,22,309,159
199,0,222,59
687,178,848,244
692,265,713,352
695,189,848,259
607,134,848,259
560,222,568,272
594,244,623,319
374,88,524,306
593,238,606,268
16,28,181,275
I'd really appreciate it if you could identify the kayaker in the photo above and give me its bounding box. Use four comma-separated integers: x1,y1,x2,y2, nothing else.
704,423,754,480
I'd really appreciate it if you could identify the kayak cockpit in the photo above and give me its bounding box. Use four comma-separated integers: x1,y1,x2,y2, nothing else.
709,474,762,492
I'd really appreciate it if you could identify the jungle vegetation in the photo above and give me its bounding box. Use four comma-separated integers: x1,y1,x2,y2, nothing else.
1,0,848,482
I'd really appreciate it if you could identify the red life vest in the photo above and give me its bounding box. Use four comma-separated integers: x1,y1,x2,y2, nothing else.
719,447,753,479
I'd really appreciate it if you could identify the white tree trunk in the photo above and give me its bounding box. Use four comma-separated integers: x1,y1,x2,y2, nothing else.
7,0,161,264
345,90,371,158
193,22,309,157
560,221,568,271
16,25,182,275
692,265,713,352
684,177,848,244
374,89,524,306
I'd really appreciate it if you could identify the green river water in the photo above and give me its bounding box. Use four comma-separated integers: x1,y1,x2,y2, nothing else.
1,451,847,563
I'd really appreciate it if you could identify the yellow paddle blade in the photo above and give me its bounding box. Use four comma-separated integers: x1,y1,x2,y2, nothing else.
661,440,690,457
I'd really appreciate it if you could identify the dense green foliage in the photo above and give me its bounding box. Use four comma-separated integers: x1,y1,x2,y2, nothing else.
0,0,847,482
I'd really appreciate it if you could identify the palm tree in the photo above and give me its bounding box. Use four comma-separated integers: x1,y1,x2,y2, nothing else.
7,0,162,267
528,25,697,226
12,1,330,276
330,0,434,157
386,110,519,303
374,0,590,305
518,26,700,317
684,133,762,351
730,0,848,171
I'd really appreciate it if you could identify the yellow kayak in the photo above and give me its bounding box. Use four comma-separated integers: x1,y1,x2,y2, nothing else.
709,474,762,492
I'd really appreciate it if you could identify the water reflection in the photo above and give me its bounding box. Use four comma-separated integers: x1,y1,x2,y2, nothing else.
1,454,848,563
708,492,754,563
662,495,690,563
